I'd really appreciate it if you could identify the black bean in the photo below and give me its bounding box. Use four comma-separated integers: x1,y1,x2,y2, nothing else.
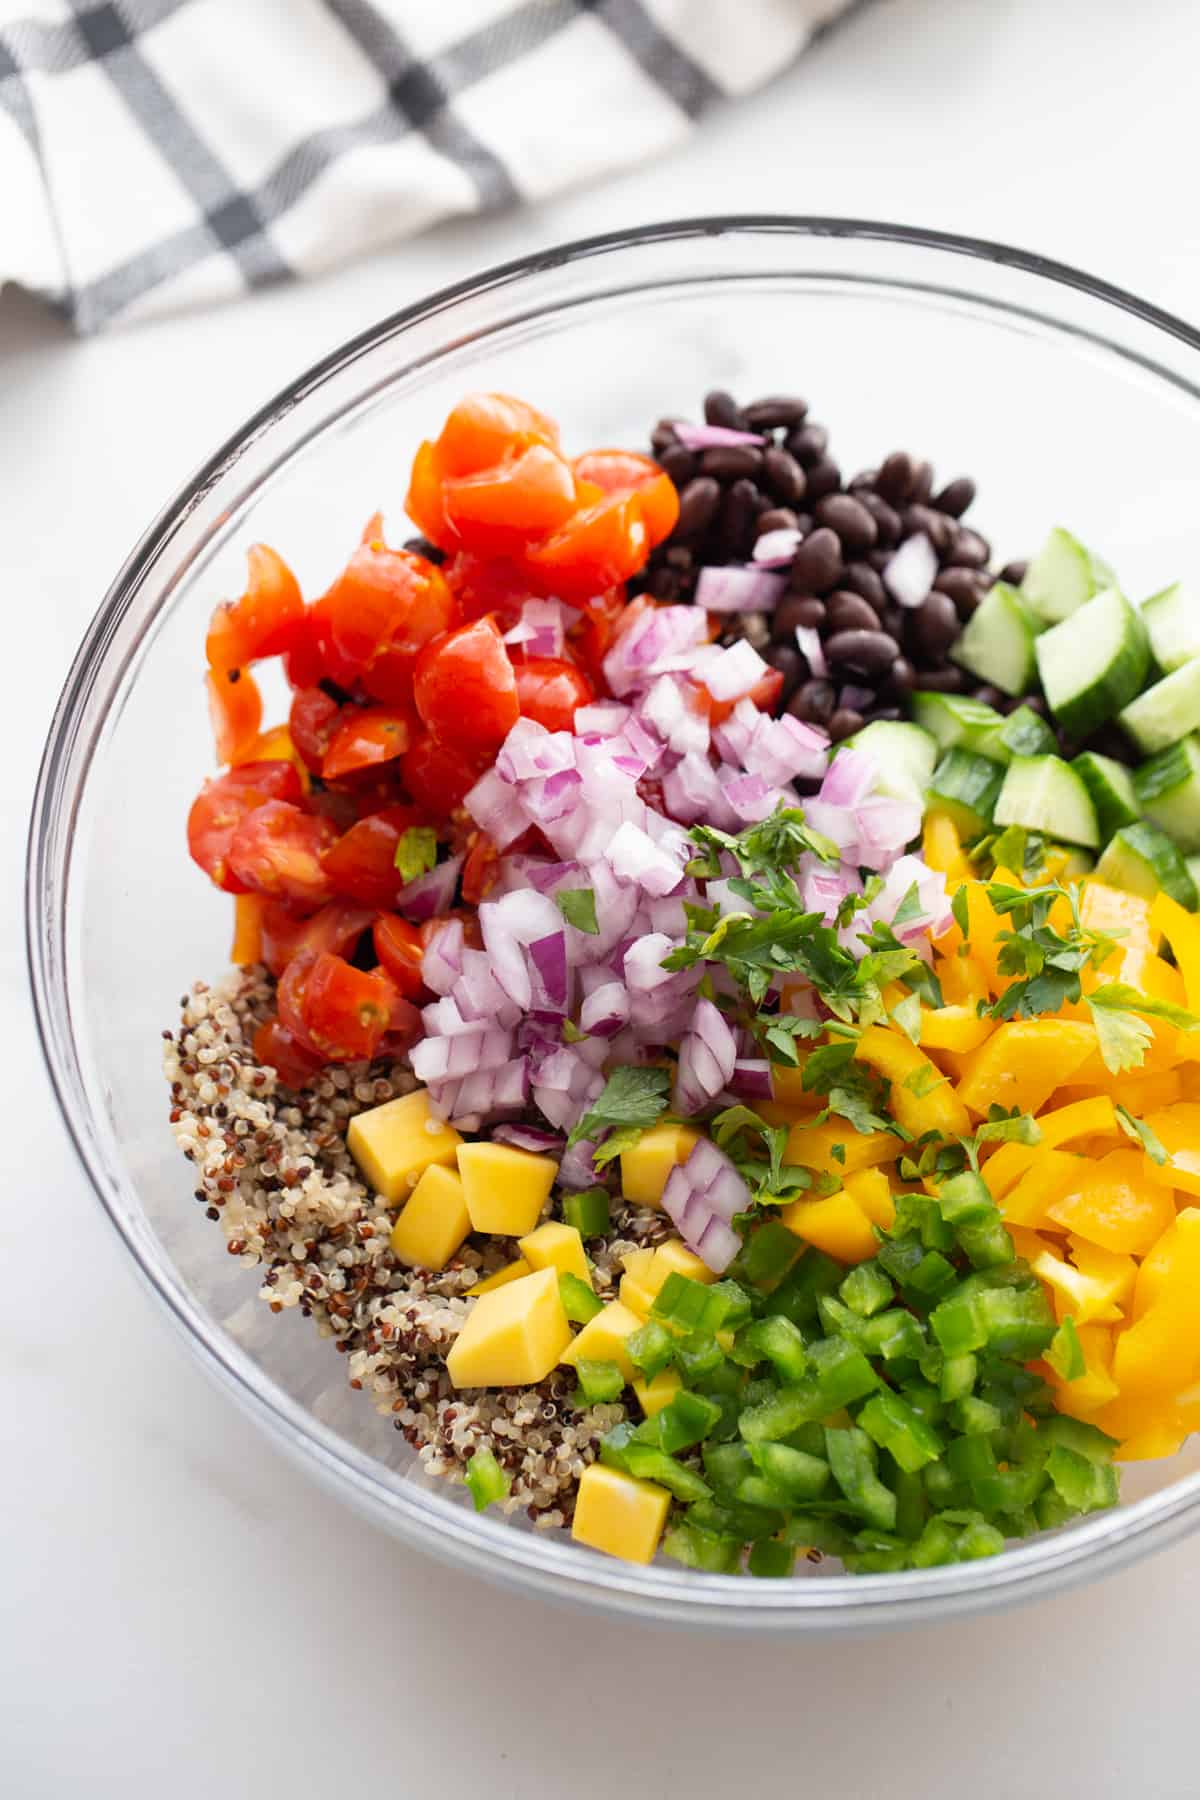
914,666,968,693
762,446,807,505
704,390,747,430
857,491,902,546
1022,693,1049,719
774,594,826,638
848,469,879,494
792,513,814,536
402,535,444,564
651,418,682,451
815,493,878,554
789,527,843,594
1084,722,1137,766
945,527,991,570
828,708,865,742
744,395,809,430
879,603,905,640
701,444,763,480
762,643,803,696
934,567,988,621
674,476,721,539
659,444,699,484
786,424,829,467
876,452,916,503
804,458,842,502
756,507,799,535
934,477,976,518
886,656,917,696
972,683,1007,709
715,479,759,559
664,546,694,570
825,590,880,634
909,460,934,504
787,679,836,725
824,629,899,676
902,504,956,555
649,567,680,599
999,560,1029,587
910,591,961,662
866,548,893,573
865,706,903,723
843,564,888,613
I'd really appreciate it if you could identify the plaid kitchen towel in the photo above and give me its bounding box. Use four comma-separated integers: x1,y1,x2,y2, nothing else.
0,0,852,333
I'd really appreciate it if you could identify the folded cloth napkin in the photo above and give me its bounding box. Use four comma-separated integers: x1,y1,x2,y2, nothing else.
1,0,851,332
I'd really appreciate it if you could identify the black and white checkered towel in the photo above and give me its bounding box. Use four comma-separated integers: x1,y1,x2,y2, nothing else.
1,0,851,333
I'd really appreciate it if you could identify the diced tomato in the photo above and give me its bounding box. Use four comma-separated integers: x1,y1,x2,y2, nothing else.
323,527,457,679
442,553,533,631
282,609,326,689
461,832,503,905
321,706,413,781
320,804,429,909
231,722,310,788
419,909,484,953
399,736,485,819
703,666,786,725
375,999,424,1059
206,666,263,765
289,687,342,773
441,444,577,555
300,952,400,1060
372,914,428,1000
572,450,680,545
413,617,519,757
259,898,376,978
570,584,627,682
227,800,338,909
252,1016,325,1088
206,545,305,672
514,656,594,733
405,439,452,549
436,393,560,479
522,494,648,599
187,760,303,891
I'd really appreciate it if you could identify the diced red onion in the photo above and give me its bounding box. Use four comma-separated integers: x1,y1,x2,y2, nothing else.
742,714,829,786
453,950,521,1026
730,1058,774,1100
493,1123,565,1155
819,746,879,810
528,931,570,1013
607,821,686,897
720,769,779,824
803,864,858,921
558,1138,600,1190
421,996,468,1036
623,932,677,994
464,767,528,849
395,852,463,923
574,699,631,737
795,624,827,680
711,696,759,764
884,532,938,608
661,752,738,830
695,1216,742,1274
695,565,787,614
675,997,737,1116
603,605,709,696
579,981,630,1038
479,905,532,1011
752,527,804,566
701,638,770,703
511,598,570,659
672,422,765,450
495,886,564,945
662,1141,750,1272
421,918,464,995
495,717,577,782
521,767,583,826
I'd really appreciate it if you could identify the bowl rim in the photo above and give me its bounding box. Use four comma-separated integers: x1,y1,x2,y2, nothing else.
28,214,1200,1630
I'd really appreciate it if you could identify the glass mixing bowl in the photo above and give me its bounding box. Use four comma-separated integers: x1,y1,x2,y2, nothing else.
29,218,1200,1632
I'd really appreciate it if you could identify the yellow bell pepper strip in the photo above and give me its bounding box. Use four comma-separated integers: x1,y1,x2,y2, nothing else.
783,1120,898,1177
1034,1094,1119,1148
979,1141,1037,1201
780,1189,879,1263
955,1019,1098,1119
917,1004,994,1054
1046,1148,1176,1254
922,813,971,882
1048,1324,1121,1418
1132,1208,1200,1320
1150,890,1200,1010
1066,1237,1137,1312
1138,1105,1200,1199
841,1167,896,1231
935,950,992,1008
230,893,265,966
853,1024,971,1140
1001,1149,1087,1229
1112,1209,1200,1399
1054,1070,1184,1113
1032,1249,1124,1326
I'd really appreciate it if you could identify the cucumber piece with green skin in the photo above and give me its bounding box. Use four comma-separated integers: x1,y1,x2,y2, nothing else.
1072,751,1140,842
951,582,1045,696
1057,847,1096,877
992,754,1100,848
1095,821,1199,909
841,720,937,809
1034,587,1150,740
926,749,1006,838
1118,660,1200,754
1134,735,1200,853
977,705,1058,765
1021,527,1114,624
911,692,1006,755
1141,582,1200,674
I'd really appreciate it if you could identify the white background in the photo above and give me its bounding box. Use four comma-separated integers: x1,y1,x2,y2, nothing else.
4,1,1200,1794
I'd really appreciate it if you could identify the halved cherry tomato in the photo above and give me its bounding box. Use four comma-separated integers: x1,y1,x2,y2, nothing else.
282,609,326,690
301,952,400,1060
570,584,627,681
436,393,560,478
206,545,305,672
442,553,532,631
187,760,303,891
405,439,452,549
372,914,428,1001
413,616,519,757
703,666,786,726
514,656,594,733
253,1016,325,1088
231,723,310,788
523,494,648,599
571,450,680,546
322,706,412,781
206,666,263,765
289,687,342,773
227,800,338,909
460,832,503,905
420,909,484,952
321,805,429,909
399,736,486,818
323,525,457,677
441,444,577,555
260,898,376,978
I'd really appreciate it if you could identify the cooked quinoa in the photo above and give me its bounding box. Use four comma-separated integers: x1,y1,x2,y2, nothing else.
163,968,671,1526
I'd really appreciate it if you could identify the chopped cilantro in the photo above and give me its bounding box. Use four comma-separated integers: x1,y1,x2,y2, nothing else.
1115,1104,1168,1165
710,1105,812,1204
557,887,599,935
903,1064,945,1099
393,825,438,883
1087,982,1200,1075
890,991,922,1045
568,1065,672,1153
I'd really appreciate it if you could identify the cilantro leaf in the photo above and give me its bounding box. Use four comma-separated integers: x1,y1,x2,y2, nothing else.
1115,1104,1168,1165
951,886,970,940
1088,982,1200,1032
710,1105,811,1202
890,991,922,1045
755,1013,824,1066
1086,983,1200,1076
801,1041,858,1092
567,1066,671,1150
903,1063,945,1099
973,1108,1041,1148
557,888,599,935
394,826,438,883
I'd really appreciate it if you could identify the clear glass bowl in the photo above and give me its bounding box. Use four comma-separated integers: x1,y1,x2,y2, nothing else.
29,218,1200,1632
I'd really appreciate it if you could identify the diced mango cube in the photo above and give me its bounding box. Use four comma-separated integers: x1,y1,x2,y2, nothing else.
446,1267,572,1388
347,1088,463,1204
388,1163,471,1271
619,1122,701,1208
466,1258,531,1297
780,1189,878,1263
572,1463,670,1565
456,1141,558,1236
619,1273,657,1320
620,1247,655,1280
650,1239,717,1290
633,1366,683,1417
784,1121,897,1176
518,1221,591,1286
559,1300,644,1382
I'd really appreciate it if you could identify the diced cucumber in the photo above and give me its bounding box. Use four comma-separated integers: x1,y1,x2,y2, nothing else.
1021,527,1114,624
1188,857,1200,908
992,755,1099,848
1034,587,1150,740
1141,582,1200,674
951,582,1045,696
1072,751,1140,842
1118,660,1200,754
1095,821,1199,909
1057,848,1095,877
911,692,1006,755
1134,735,1200,853
842,720,938,809
926,749,1006,838
978,704,1057,765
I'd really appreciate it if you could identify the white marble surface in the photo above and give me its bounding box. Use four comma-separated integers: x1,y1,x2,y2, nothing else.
5,1,1200,1793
